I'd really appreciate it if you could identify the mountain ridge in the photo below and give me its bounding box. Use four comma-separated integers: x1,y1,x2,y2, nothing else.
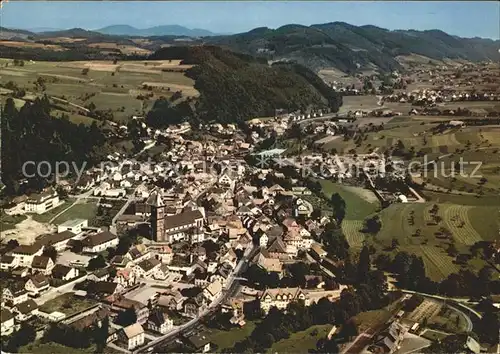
95,24,219,37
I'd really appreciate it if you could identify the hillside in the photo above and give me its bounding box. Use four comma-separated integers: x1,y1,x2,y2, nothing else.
146,45,342,125
208,22,500,73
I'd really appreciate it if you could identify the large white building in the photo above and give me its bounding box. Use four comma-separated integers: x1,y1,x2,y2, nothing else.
82,231,119,253
24,188,60,214
57,219,88,234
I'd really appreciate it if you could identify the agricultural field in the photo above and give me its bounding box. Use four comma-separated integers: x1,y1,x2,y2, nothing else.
316,180,380,249
367,201,499,280
0,58,197,123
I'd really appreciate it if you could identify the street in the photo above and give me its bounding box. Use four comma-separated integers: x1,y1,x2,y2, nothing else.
132,243,258,354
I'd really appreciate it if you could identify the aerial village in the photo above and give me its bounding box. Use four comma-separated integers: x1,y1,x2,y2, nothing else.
1,60,499,354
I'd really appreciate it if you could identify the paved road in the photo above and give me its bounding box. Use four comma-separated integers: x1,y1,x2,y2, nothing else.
133,244,258,354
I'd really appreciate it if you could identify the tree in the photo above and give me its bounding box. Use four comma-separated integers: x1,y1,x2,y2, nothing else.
330,193,346,225
42,245,58,262
4,323,36,352
357,246,371,284
364,215,382,234
340,319,358,340
115,308,137,327
87,255,107,271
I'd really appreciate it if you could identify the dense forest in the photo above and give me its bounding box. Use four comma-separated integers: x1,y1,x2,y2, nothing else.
209,22,500,72
147,46,343,126
1,97,108,194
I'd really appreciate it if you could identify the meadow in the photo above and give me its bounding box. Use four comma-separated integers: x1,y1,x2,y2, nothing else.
0,58,197,123
365,201,498,281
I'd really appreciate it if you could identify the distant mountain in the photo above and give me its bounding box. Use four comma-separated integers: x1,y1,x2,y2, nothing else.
208,22,500,73
28,27,62,33
95,24,217,37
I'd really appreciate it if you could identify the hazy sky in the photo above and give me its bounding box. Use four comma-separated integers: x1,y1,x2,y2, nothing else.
1,1,499,39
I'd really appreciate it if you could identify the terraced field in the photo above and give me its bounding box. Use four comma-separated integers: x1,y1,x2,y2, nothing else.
369,201,499,281
342,220,366,248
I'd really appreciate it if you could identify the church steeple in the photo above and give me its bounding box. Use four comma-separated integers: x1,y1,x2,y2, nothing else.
147,189,165,241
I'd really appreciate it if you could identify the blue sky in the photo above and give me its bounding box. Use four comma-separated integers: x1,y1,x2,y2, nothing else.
1,1,499,39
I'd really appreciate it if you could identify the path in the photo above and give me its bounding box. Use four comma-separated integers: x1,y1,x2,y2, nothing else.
134,243,258,354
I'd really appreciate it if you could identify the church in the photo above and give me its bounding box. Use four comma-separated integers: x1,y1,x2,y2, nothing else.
147,190,205,244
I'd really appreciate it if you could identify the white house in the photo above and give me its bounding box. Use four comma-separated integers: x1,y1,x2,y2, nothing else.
51,264,79,281
25,274,50,296
147,310,173,334
11,243,44,268
24,188,60,214
203,279,223,304
82,231,119,253
57,219,88,234
119,323,145,350
13,299,39,321
133,258,161,278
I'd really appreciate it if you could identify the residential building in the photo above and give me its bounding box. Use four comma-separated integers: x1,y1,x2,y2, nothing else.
0,255,18,271
30,256,55,275
111,299,149,325
3,283,29,305
51,264,79,281
24,188,59,214
11,243,44,268
82,231,119,253
1,309,15,336
147,310,173,334
118,323,145,350
25,273,50,296
184,331,212,353
13,299,39,321
133,258,161,278
367,321,408,354
259,287,309,314
203,279,223,303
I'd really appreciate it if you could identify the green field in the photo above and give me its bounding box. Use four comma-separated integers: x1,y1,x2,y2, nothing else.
353,309,393,332
31,198,76,224
0,59,196,122
267,324,332,354
318,180,380,220
317,180,380,248
20,342,96,354
52,200,98,225
39,292,96,317
368,202,499,280
209,321,258,352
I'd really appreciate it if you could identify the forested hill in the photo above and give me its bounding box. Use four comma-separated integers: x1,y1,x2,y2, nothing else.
207,22,500,73
146,45,342,126
1,97,109,195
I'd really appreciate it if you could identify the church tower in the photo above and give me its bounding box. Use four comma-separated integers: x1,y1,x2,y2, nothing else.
147,189,165,242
